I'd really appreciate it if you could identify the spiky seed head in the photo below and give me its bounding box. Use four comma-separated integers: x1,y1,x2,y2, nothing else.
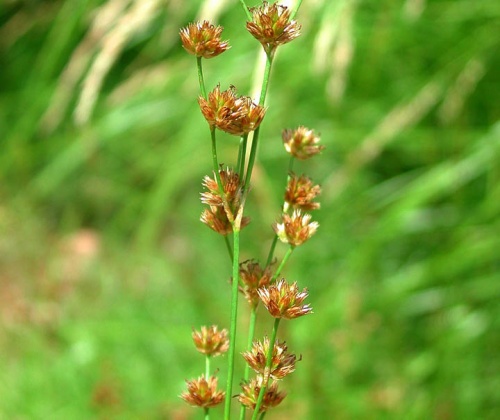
246,2,301,54
180,375,225,408
238,376,286,412
273,209,318,246
242,337,297,379
282,126,324,160
284,173,321,212
198,85,266,136
258,278,313,319
239,260,273,308
192,325,229,357
179,21,230,59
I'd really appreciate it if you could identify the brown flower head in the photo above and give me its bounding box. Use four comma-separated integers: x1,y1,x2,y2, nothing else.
242,337,297,380
246,2,301,53
258,278,313,319
198,85,266,136
238,377,286,413
201,167,243,208
284,173,321,212
200,205,251,236
282,126,324,159
273,209,318,246
179,21,229,59
180,375,225,408
192,325,229,357
239,260,273,308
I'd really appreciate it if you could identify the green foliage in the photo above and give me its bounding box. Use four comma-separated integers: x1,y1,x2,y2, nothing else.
0,0,499,418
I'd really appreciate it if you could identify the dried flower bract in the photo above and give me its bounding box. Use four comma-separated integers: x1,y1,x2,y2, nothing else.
192,325,229,356
180,375,225,408
198,85,266,136
239,260,273,308
246,2,301,53
258,278,313,319
242,337,297,379
274,209,318,246
179,21,229,59
284,173,321,212
238,377,286,413
283,126,324,159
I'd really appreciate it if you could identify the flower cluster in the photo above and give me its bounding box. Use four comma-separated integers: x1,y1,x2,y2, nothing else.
274,209,319,247
198,85,266,136
246,2,301,54
181,375,225,408
238,376,286,413
200,167,250,235
283,126,324,160
181,325,228,410
179,21,230,59
284,173,322,212
192,325,229,356
258,278,313,320
239,259,273,308
242,337,297,380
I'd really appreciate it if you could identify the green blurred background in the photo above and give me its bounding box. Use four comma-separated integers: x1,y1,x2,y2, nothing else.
1,0,499,418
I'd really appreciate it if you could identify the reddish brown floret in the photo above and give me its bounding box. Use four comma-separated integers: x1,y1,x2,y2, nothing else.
284,173,321,212
198,85,266,135
258,278,313,319
282,126,324,159
238,376,286,413
179,21,230,59
273,209,318,246
239,260,273,308
242,337,297,380
192,325,229,357
180,375,225,408
246,2,301,54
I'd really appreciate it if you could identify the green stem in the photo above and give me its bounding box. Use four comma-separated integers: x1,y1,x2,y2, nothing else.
237,135,248,180
224,227,241,420
197,57,207,100
239,0,252,20
258,412,266,420
251,318,281,420
266,156,295,268
272,246,294,282
290,0,303,20
239,307,258,420
205,354,211,379
243,52,274,193
204,407,210,420
224,235,234,261
210,127,223,191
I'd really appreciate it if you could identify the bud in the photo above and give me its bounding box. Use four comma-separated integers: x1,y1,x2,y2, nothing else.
180,375,225,408
179,21,229,59
282,126,324,160
273,210,318,247
192,325,229,357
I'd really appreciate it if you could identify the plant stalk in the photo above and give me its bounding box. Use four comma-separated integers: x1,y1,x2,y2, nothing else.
239,306,258,420
251,317,281,419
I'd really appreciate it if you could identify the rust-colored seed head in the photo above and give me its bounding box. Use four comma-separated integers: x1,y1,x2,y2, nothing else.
192,325,229,357
242,337,297,379
238,377,286,413
180,375,225,408
201,205,250,235
282,126,324,160
284,173,321,212
273,209,318,246
258,278,313,319
179,21,230,59
201,167,243,208
198,85,266,135
246,2,301,53
239,260,273,308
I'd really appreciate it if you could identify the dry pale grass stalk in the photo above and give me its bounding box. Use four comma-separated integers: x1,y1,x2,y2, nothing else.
74,0,163,125
324,80,443,201
438,59,486,124
41,0,130,132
